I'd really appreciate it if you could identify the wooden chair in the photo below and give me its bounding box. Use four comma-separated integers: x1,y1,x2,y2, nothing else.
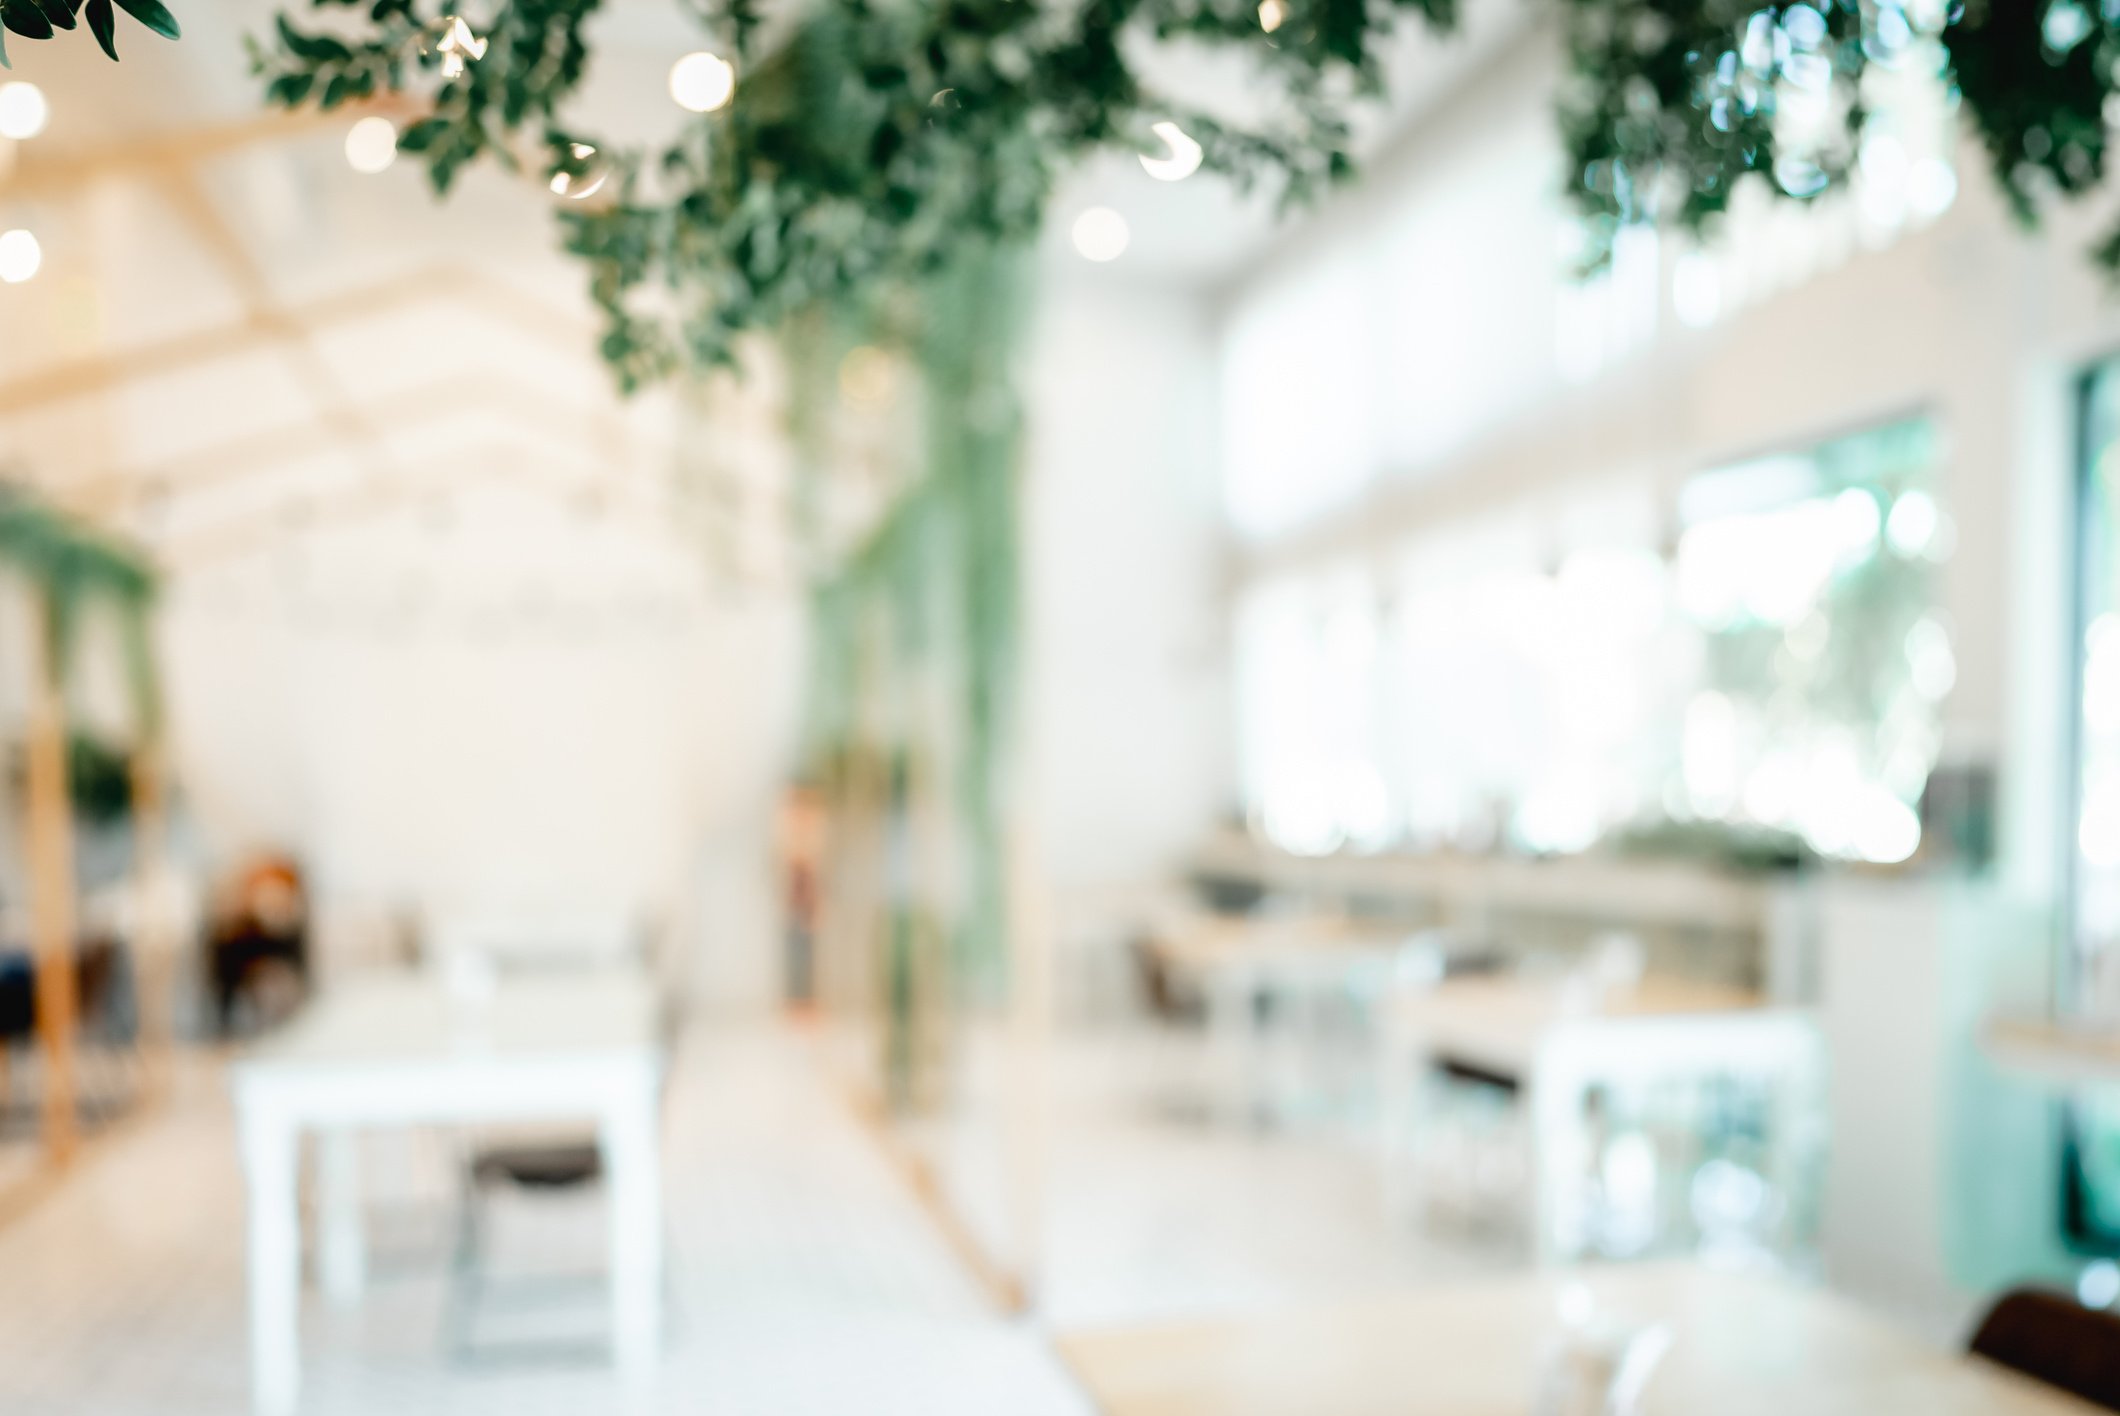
1969,1286,2120,1411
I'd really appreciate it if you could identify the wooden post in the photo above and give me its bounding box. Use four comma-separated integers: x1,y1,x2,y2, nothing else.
1002,808,1050,1315
25,589,80,1166
129,739,176,1096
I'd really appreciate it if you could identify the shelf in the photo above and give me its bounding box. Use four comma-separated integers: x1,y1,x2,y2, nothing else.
1982,1014,2120,1085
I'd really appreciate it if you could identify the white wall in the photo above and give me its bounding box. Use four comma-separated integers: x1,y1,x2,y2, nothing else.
157,476,803,1008
1021,270,1233,900
141,263,1236,1011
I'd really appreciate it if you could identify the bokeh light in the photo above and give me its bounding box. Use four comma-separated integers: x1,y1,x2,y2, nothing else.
1071,207,1129,262
670,51,737,113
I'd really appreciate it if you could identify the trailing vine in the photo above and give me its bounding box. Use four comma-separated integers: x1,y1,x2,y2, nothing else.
221,0,2120,388
247,0,1455,387
1552,0,2118,270
0,485,160,735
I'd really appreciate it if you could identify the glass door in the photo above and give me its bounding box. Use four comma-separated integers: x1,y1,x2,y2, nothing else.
2062,359,2120,1251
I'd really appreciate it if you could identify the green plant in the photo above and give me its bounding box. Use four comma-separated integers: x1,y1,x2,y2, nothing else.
242,1,2120,390
0,0,177,67
0,485,160,736
251,0,1455,387
1550,0,2110,270
65,733,134,826
0,0,2072,387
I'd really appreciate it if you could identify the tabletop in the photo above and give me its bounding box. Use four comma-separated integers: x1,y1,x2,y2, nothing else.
1384,972,1764,1073
234,968,657,1077
1057,1263,2100,1416
1147,913,1407,975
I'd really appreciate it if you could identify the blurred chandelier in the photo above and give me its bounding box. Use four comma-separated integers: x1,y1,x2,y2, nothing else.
15,0,2105,389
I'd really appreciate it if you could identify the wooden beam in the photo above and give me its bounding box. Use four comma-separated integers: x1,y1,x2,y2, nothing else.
10,269,600,421
151,169,391,483
59,367,646,518
0,99,418,202
0,265,473,418
24,590,79,1168
154,440,663,566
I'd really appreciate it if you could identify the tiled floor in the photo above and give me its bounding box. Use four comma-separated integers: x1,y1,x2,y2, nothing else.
1040,1027,1510,1328
0,1025,1093,1416
0,1019,1510,1416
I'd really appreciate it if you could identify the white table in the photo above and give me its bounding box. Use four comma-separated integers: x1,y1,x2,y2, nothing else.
231,972,664,1416
1148,914,1404,1122
1379,974,1822,1262
1059,1262,2102,1415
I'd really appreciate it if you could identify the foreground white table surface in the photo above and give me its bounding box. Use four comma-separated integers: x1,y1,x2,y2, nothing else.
1059,1262,2101,1416
231,971,663,1416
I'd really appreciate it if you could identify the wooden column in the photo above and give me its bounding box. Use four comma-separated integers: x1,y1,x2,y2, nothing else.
129,738,175,1095
25,589,79,1166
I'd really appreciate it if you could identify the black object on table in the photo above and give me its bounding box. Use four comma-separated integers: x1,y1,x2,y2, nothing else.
1969,1287,2120,1412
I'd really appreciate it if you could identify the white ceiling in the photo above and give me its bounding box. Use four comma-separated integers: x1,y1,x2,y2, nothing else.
0,0,1526,561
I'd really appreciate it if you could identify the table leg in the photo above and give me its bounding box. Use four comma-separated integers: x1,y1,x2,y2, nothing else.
317,1128,366,1308
239,1108,301,1416
1526,1045,1588,1267
1379,1024,1421,1223
1206,967,1257,1126
603,1076,662,1387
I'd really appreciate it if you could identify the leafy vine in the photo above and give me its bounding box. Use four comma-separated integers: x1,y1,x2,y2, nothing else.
10,0,2111,388
246,0,1455,386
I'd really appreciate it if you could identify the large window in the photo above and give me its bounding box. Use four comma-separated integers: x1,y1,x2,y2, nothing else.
1234,568,1390,856
2064,359,2120,1250
1232,419,1947,863
1673,418,1946,863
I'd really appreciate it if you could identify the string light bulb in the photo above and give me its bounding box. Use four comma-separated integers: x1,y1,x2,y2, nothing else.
1139,121,1203,182
669,50,736,112
344,116,398,174
548,141,610,200
0,229,42,284
432,16,487,78
1071,207,1129,262
1258,0,1288,32
0,82,48,140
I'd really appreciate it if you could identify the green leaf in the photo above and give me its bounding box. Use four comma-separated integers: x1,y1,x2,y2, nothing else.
265,69,313,106
395,115,448,152
34,0,74,31
112,0,174,38
320,70,348,107
1,0,54,41
0,24,9,65
274,13,346,62
84,0,115,57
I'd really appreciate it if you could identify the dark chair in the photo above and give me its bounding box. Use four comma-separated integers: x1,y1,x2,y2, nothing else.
471,1140,602,1192
0,940,139,1125
1130,932,1206,1025
447,1136,611,1364
1969,1286,2120,1411
446,988,681,1365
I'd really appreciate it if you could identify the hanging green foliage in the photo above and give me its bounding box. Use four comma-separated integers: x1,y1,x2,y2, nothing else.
252,0,1453,388
238,1,2120,389
0,487,160,736
0,0,179,68
1549,0,2102,270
